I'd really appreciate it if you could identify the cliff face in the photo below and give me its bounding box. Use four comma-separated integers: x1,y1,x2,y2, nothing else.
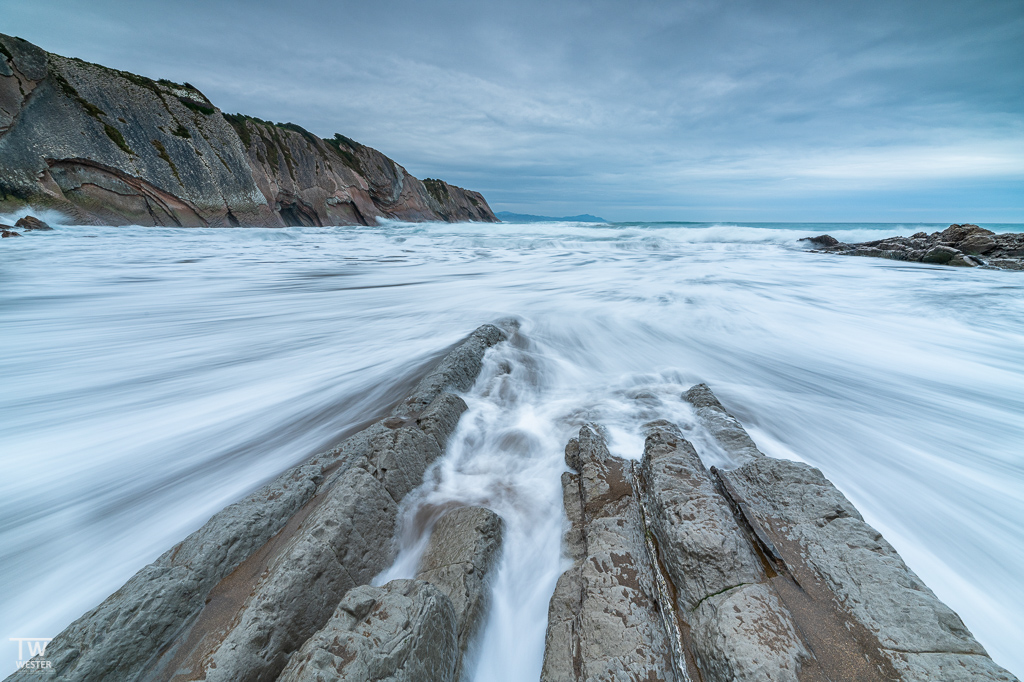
0,34,497,226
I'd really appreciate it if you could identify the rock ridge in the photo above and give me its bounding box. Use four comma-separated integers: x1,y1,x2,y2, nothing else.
541,385,1018,681
0,33,498,227
5,323,509,682
801,224,1024,270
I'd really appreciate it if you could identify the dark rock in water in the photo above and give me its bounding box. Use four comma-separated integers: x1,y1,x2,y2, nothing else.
15,215,52,230
922,244,959,264
799,234,839,246
803,223,1024,270
5,324,508,682
0,33,497,227
2,228,21,237
416,506,503,659
541,425,678,682
276,580,459,682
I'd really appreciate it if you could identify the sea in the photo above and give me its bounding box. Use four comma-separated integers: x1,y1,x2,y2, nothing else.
2,215,1022,678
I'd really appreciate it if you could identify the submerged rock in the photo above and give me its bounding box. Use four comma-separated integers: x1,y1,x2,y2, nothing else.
803,223,1024,270
2,228,21,237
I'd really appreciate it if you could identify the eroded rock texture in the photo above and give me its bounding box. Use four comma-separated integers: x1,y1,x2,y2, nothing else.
416,506,504,656
541,386,1018,682
802,224,1024,270
0,33,497,227
275,580,460,682
6,324,508,682
541,425,678,682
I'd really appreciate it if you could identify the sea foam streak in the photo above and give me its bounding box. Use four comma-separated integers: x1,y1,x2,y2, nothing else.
1,220,1022,677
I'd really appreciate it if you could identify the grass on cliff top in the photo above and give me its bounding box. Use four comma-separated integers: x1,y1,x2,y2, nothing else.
324,134,364,174
423,178,450,204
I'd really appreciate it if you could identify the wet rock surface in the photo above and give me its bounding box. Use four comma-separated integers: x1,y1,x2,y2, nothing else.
14,215,52,230
6,324,507,682
0,33,497,227
540,386,1018,682
275,580,459,682
416,506,504,657
801,224,1024,270
541,425,678,682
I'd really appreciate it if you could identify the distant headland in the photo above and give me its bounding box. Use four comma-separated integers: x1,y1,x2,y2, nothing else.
495,211,607,223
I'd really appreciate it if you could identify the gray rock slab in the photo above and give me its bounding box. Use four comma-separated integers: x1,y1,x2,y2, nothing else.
275,580,459,682
637,421,811,682
683,383,761,464
416,506,504,656
6,324,506,682
541,425,679,682
689,383,1019,682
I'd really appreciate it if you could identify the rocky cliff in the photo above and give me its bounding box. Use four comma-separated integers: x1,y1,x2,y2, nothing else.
0,34,497,227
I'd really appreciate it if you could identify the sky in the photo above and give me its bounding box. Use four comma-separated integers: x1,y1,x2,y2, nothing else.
2,0,1022,221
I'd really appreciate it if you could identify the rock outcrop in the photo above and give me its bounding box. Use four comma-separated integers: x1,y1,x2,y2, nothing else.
541,425,678,681
542,386,1018,682
801,224,1024,270
14,215,51,230
416,506,504,657
275,580,460,682
0,33,497,227
6,323,508,682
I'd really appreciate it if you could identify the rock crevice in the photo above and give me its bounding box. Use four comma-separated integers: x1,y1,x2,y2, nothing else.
540,385,1019,682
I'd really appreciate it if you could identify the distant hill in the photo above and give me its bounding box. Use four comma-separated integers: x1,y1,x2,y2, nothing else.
495,211,607,223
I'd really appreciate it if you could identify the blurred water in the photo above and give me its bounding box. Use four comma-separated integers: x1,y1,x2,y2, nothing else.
1,218,1022,678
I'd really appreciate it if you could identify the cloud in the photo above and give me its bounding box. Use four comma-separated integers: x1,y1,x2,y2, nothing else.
1,0,1021,220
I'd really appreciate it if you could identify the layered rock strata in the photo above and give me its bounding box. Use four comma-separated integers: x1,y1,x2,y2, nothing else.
801,224,1024,270
541,425,678,681
275,580,460,682
0,34,497,227
542,387,1018,681
415,506,504,658
274,505,505,682
7,323,508,682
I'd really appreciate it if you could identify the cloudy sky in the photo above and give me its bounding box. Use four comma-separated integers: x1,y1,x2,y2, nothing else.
3,0,1021,221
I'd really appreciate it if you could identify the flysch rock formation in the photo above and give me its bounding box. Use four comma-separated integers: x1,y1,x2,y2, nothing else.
0,33,497,227
6,323,509,682
275,580,460,682
801,224,1024,270
274,506,504,682
541,424,678,682
542,386,1019,682
416,506,504,659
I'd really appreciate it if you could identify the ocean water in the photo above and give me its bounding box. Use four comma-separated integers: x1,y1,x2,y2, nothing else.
2,217,1022,678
